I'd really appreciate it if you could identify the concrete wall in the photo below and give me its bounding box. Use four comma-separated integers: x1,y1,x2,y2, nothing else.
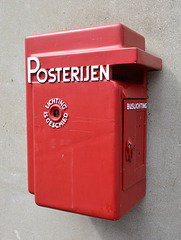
0,0,181,239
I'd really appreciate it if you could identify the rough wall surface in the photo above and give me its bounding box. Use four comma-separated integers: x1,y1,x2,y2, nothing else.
0,0,181,239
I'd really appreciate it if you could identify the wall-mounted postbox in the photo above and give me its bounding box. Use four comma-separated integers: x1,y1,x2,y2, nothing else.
25,23,162,220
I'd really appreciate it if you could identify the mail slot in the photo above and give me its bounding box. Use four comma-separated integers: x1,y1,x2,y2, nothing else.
25,23,162,220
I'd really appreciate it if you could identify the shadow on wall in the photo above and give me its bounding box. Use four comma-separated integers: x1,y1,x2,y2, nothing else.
90,199,146,239
90,64,181,239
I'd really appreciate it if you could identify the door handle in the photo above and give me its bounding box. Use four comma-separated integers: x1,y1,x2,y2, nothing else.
127,139,135,162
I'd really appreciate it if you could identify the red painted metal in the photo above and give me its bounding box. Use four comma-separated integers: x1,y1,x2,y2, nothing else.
123,99,147,191
25,23,162,220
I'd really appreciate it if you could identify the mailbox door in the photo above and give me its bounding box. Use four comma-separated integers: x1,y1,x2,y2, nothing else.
123,99,147,191
31,80,120,220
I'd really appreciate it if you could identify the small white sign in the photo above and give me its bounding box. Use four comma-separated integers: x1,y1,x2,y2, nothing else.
44,98,69,129
127,103,147,110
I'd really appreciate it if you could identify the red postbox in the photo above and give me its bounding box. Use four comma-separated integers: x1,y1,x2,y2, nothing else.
25,23,162,220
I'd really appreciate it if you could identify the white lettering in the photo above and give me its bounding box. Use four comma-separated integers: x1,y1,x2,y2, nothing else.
45,98,67,110
91,65,99,81
55,68,62,82
37,68,48,83
48,68,56,83
63,113,68,118
46,118,50,124
127,103,147,110
44,98,69,129
71,67,79,82
27,57,40,83
62,104,67,110
63,67,70,82
27,57,110,84
44,112,49,118
80,66,83,82
84,66,89,82
100,65,109,80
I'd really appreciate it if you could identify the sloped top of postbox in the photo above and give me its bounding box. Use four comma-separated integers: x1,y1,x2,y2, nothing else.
25,23,145,54
25,24,162,71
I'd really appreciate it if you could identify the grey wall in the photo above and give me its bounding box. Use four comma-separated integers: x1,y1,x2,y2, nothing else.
0,0,181,239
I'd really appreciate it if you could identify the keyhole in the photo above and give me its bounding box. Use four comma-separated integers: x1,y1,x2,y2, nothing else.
53,109,59,117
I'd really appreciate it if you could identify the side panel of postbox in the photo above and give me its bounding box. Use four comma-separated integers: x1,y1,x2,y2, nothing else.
113,78,148,218
123,99,147,191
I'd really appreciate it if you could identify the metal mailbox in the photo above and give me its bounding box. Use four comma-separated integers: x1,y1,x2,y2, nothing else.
25,23,162,220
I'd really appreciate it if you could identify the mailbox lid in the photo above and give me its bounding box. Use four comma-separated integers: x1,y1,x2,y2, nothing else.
25,23,145,55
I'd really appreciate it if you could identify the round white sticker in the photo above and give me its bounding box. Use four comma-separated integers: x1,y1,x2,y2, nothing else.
43,98,69,129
